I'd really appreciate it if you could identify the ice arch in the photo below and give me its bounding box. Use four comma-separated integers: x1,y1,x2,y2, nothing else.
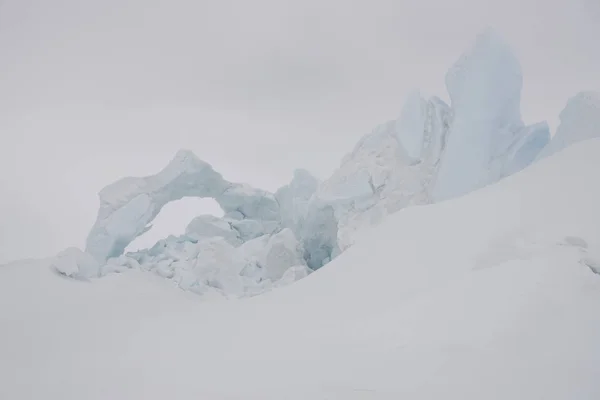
85,150,281,262
125,197,224,253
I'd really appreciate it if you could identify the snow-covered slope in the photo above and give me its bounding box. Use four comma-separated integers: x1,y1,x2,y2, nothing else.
2,139,599,399
68,30,554,295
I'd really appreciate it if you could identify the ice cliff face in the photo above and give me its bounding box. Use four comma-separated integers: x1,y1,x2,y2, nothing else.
537,91,600,160
62,30,598,297
303,94,452,260
433,30,549,201
302,31,550,260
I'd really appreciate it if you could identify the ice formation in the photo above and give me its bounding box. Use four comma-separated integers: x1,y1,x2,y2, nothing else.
51,247,100,279
59,29,598,297
7,139,600,399
433,30,549,201
304,94,452,258
301,31,550,259
85,150,280,263
80,149,309,294
537,91,600,160
103,227,310,297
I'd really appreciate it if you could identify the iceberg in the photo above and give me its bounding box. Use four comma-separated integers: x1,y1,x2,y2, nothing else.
301,31,550,263
66,29,599,298
305,94,452,258
82,149,306,296
85,150,280,263
537,91,600,159
433,29,550,201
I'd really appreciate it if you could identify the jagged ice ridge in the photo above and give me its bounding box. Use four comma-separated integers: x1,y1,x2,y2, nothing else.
53,30,600,298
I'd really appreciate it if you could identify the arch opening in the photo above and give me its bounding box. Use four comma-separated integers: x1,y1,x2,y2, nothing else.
126,197,224,253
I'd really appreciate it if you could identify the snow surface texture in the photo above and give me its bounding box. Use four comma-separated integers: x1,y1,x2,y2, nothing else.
2,140,600,399
73,30,599,297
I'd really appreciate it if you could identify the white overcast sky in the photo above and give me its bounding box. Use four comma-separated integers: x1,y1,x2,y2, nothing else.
1,0,599,263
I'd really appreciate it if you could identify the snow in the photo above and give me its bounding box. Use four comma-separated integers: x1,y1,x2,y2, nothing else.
1,139,600,399
70,30,591,300
50,247,100,278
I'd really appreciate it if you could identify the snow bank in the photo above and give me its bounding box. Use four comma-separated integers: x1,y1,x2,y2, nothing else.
2,139,599,399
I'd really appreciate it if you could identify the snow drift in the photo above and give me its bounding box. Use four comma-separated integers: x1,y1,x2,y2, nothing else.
2,139,600,399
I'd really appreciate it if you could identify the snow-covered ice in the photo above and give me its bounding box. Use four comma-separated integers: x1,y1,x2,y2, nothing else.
85,149,280,263
302,30,551,262
1,18,599,399
537,91,600,160
64,31,593,299
1,139,600,399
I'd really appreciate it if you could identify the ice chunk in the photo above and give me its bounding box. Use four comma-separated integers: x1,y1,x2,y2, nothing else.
275,169,319,233
218,183,280,221
299,116,416,267
421,96,451,166
260,228,307,281
191,237,244,295
274,265,312,288
537,91,600,159
499,122,550,178
101,226,307,298
446,29,523,122
395,89,428,162
301,94,452,262
301,202,340,269
51,247,100,279
301,31,550,259
185,215,241,246
234,228,307,283
433,29,548,201
434,30,523,201
227,218,280,242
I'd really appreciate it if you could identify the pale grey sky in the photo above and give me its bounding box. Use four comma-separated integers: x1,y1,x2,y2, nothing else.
1,0,598,263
